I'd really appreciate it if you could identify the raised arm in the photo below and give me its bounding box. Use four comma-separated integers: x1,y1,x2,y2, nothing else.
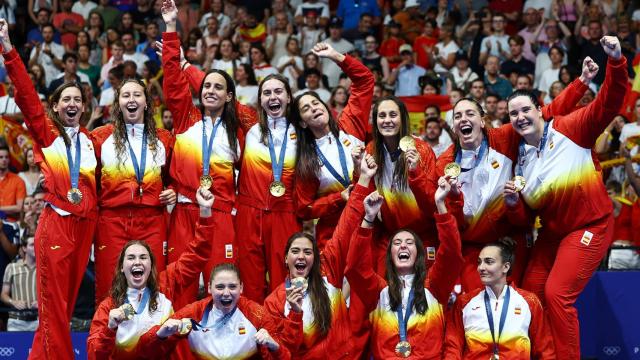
553,37,629,148
163,188,214,297
426,177,464,305
0,20,57,147
312,43,375,141
321,156,375,287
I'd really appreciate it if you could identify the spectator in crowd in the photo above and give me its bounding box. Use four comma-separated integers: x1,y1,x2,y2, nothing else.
199,0,231,39
293,68,331,102
595,114,626,158
484,93,502,128
578,20,607,85
26,8,60,50
197,15,220,66
136,22,160,65
250,44,277,83
48,53,91,95
28,64,48,97
235,63,259,108
0,142,25,222
28,23,64,87
469,78,487,109
343,12,375,54
294,0,330,28
266,11,293,69
337,0,381,31
433,23,459,74
444,87,464,125
495,98,508,124
1,234,38,331
210,38,237,76
413,19,438,70
362,35,389,83
18,195,39,238
0,76,21,122
17,147,40,197
322,17,354,88
297,11,325,55
160,107,173,133
276,37,304,91
77,44,100,94
378,20,404,70
480,13,510,64
173,0,198,43
328,85,348,119
99,40,124,88
422,106,450,157
484,55,513,100
98,64,124,118
91,0,120,30
619,98,640,149
236,10,267,44
538,46,565,102
518,6,546,63
121,31,149,76
393,0,424,43
388,44,426,96
86,12,105,50
451,50,479,90
72,0,98,20
532,18,571,87
514,73,542,104
53,0,85,51
500,35,535,83
297,51,329,90
266,0,293,32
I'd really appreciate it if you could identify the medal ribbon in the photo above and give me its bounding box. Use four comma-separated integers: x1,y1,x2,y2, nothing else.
126,128,148,189
202,117,222,177
315,136,351,188
125,288,150,315
484,286,511,356
516,121,549,177
65,131,82,190
396,288,415,344
267,123,290,183
455,137,488,172
191,303,237,331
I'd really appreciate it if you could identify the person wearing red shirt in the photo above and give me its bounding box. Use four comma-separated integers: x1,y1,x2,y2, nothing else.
504,37,628,359
413,19,438,70
87,188,214,360
1,19,97,360
53,0,85,50
379,21,405,70
345,173,463,359
0,144,26,222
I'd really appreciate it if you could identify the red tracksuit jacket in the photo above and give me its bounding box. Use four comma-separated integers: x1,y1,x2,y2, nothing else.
264,183,372,359
345,213,463,359
86,217,214,359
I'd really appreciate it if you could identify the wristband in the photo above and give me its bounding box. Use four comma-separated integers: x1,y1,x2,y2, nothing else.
363,216,375,224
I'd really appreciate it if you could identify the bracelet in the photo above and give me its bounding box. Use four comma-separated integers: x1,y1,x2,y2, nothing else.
363,217,375,224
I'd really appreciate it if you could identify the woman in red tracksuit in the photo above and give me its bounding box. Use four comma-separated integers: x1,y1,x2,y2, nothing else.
1,22,97,360
504,36,627,359
91,78,176,304
138,263,298,360
87,188,214,359
345,173,463,359
363,96,446,275
436,64,594,292
291,42,374,249
160,1,250,308
263,155,376,359
443,239,556,359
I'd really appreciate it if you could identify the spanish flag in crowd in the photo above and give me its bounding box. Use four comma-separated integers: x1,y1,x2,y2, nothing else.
238,23,267,43
0,116,33,171
398,94,452,135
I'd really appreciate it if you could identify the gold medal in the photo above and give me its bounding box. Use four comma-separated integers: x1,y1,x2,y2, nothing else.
269,181,285,197
200,175,213,189
490,353,500,360
179,318,193,335
399,136,416,152
67,188,83,204
122,303,136,320
444,162,461,178
513,176,526,192
395,341,411,358
291,277,308,292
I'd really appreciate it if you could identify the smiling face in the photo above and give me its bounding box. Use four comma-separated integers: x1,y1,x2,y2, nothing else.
390,231,417,275
121,244,152,289
376,100,401,138
260,78,290,118
118,81,147,124
52,86,85,127
209,270,242,314
297,94,330,134
453,99,485,150
508,95,543,140
477,246,510,287
286,237,314,278
201,72,231,117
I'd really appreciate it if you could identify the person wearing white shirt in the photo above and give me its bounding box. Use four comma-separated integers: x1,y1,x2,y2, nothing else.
388,44,426,97
450,51,479,90
293,68,330,103
480,14,510,64
322,17,354,88
537,45,564,101
198,0,231,38
28,24,64,87
294,0,330,27
234,63,259,108
121,33,149,76
265,11,293,69
275,37,304,91
432,24,459,73
71,0,97,19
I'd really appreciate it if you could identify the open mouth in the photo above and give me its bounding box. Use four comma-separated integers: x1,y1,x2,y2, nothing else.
312,112,324,120
268,103,282,112
66,109,78,117
131,267,144,280
294,262,306,271
460,124,473,135
126,104,138,114
220,298,233,306
397,252,410,261
517,121,532,131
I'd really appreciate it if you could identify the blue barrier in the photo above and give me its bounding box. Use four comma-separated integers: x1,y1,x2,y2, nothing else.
0,271,637,359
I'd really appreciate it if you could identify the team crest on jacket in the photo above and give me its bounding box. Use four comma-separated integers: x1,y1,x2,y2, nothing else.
343,139,351,147
289,132,297,140
514,306,521,315
238,323,246,335
491,159,499,169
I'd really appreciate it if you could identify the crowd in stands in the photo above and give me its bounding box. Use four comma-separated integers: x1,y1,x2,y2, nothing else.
0,0,639,335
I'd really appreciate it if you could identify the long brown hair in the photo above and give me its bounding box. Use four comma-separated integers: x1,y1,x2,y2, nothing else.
111,78,160,168
198,69,239,158
451,97,489,156
372,96,410,191
285,232,332,337
291,91,341,182
385,229,429,315
256,73,293,144
110,240,160,313
47,82,87,147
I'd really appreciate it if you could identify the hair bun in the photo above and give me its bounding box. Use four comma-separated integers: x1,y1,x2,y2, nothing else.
497,236,516,251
